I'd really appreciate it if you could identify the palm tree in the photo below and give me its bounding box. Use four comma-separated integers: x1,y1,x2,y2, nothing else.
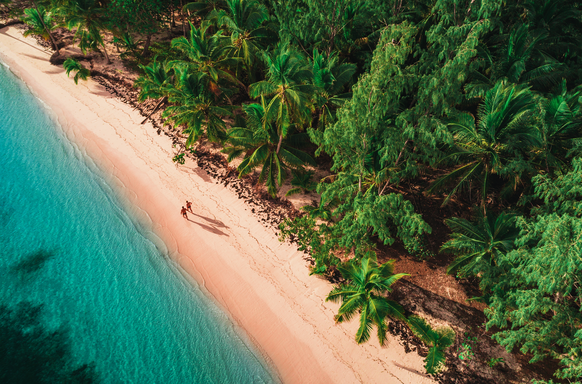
162,68,231,146
29,0,58,50
58,0,112,63
170,22,241,97
311,48,356,131
249,44,314,154
63,58,90,84
183,0,226,20
407,316,455,374
223,98,315,196
285,169,316,196
326,256,409,345
429,80,538,207
134,60,175,124
537,81,582,171
22,6,57,49
441,210,518,278
213,0,275,82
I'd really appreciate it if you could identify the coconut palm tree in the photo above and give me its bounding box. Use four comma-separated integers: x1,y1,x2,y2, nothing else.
213,0,275,82
429,80,539,207
326,256,409,345
63,57,90,84
162,68,231,146
183,0,226,20
407,316,455,374
22,6,57,49
29,0,59,50
223,98,315,196
134,60,175,123
311,48,356,131
537,81,582,171
57,0,112,63
249,44,314,154
170,22,241,97
441,210,518,278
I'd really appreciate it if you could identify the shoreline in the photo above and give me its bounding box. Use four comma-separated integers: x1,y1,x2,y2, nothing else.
0,26,435,384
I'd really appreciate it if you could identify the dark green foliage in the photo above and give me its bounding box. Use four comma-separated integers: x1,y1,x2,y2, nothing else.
429,81,538,206
442,210,518,278
285,169,316,196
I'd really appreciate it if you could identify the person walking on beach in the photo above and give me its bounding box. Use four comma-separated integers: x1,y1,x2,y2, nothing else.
186,201,193,213
181,206,188,219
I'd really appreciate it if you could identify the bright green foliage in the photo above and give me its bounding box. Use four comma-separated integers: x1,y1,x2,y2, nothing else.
22,7,56,42
63,58,90,84
486,159,582,381
170,22,241,95
113,32,142,61
407,316,455,374
162,68,231,145
222,99,315,196
429,81,538,206
326,256,408,345
135,60,174,101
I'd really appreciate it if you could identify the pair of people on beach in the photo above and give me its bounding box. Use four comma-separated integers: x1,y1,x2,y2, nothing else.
181,201,193,219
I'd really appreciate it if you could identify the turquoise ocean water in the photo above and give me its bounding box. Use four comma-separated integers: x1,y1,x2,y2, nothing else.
0,62,278,383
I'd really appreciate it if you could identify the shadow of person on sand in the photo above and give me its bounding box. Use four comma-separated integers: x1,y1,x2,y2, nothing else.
186,218,229,237
190,213,228,229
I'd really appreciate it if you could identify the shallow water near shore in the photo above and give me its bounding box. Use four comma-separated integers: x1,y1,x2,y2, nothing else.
0,62,278,383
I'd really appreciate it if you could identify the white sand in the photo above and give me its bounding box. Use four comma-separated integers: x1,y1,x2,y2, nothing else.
0,26,436,384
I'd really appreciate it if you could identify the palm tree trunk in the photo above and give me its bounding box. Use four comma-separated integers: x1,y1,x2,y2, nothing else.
276,133,283,154
141,34,152,57
141,96,167,124
101,41,111,64
31,0,58,51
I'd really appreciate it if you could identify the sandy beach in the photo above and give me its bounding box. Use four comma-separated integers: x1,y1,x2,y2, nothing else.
0,26,435,384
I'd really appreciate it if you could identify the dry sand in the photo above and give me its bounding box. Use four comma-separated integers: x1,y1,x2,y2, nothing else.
0,26,436,384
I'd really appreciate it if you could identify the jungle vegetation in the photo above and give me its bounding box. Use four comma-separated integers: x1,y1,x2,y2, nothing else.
16,0,582,380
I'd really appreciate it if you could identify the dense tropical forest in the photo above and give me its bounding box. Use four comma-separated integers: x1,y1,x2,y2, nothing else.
3,0,582,381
